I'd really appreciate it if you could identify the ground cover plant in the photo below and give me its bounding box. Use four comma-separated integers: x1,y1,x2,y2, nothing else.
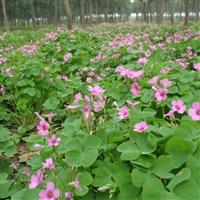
0,23,200,200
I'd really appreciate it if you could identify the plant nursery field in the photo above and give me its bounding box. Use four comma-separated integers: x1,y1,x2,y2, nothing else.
0,23,200,200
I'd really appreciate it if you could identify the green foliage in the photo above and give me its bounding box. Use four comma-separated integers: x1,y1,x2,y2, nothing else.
0,23,200,200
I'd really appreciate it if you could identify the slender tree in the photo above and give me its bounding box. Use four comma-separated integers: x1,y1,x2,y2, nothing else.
184,0,189,26
31,0,37,29
88,0,93,24
80,0,86,24
64,0,72,30
1,0,10,32
156,0,164,24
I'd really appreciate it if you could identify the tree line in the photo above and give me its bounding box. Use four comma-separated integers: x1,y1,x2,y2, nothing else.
0,0,199,31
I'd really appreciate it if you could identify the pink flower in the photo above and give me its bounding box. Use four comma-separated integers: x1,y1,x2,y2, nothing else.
82,105,90,119
37,120,50,136
164,110,174,118
160,78,173,88
134,121,148,133
29,170,44,189
65,192,74,200
160,67,172,74
133,70,144,79
137,57,148,65
74,93,82,103
39,182,60,200
131,82,141,95
188,102,200,121
69,177,82,192
145,50,152,57
87,85,105,97
126,100,140,109
63,53,72,62
45,32,58,41
43,113,56,122
154,87,168,102
10,162,19,170
33,144,43,149
148,76,159,86
171,100,186,114
193,63,200,71
43,158,55,169
23,169,30,177
118,106,129,120
48,135,60,147
93,100,105,112
65,105,80,110
86,77,93,83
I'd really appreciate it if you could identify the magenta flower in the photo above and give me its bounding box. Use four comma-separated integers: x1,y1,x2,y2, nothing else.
154,87,168,102
193,63,200,71
133,70,144,79
74,93,82,104
126,100,140,109
188,102,200,121
39,182,60,200
93,100,105,112
160,78,173,88
43,113,56,122
10,162,19,170
37,120,50,136
48,135,60,147
145,50,152,57
65,105,80,110
29,170,44,189
148,76,159,86
137,57,148,65
43,158,55,169
86,77,93,83
63,53,72,62
82,105,90,119
131,82,141,95
164,110,174,118
171,100,186,114
87,85,105,97
134,121,148,133
69,177,82,192
118,106,129,120
65,192,74,200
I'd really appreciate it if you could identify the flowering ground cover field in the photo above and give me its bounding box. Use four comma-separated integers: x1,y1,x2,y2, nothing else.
0,23,200,200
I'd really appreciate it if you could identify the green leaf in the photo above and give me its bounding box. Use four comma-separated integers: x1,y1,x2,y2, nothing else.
11,188,39,200
142,178,169,200
43,97,60,110
165,138,194,168
135,133,157,154
117,183,140,200
131,168,151,187
152,155,174,178
117,140,140,161
173,179,200,200
167,168,191,191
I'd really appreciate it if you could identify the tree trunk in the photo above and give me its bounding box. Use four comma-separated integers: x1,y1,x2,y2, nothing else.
156,0,164,24
88,0,93,24
149,1,153,23
54,0,58,25
64,0,72,30
196,0,200,21
31,0,37,30
184,0,189,26
2,0,10,32
170,0,174,24
140,0,147,23
80,0,86,24
109,0,115,23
